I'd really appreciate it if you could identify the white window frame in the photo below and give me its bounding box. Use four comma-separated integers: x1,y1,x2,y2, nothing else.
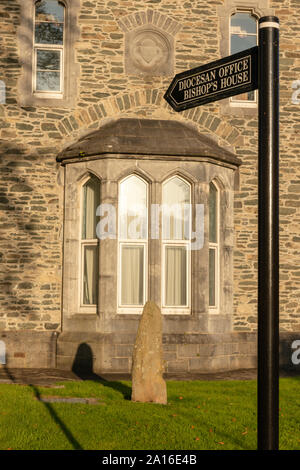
209,181,220,313
117,175,149,314
229,9,258,107
78,175,100,313
33,0,65,99
161,176,191,315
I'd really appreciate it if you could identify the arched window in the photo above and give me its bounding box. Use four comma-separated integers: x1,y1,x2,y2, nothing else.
230,11,258,104
34,0,65,95
118,175,148,309
81,176,100,306
209,182,219,310
162,177,191,310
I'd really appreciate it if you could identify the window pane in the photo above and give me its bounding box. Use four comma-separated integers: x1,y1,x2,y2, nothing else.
36,71,60,91
230,33,257,54
165,246,187,306
35,0,65,23
37,49,60,70
209,248,216,306
230,12,257,35
83,245,98,305
35,23,64,45
119,176,147,240
163,177,190,240
209,183,217,243
82,177,100,240
232,90,255,102
121,245,144,305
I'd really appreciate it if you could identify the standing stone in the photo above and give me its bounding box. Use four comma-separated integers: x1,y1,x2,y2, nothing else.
131,301,167,404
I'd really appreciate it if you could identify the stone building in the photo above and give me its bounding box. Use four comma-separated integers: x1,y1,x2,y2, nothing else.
0,0,299,375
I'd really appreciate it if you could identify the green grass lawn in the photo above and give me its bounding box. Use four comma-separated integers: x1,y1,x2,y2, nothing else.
0,377,299,450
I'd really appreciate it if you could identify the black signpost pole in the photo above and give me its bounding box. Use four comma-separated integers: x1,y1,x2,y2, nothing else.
257,16,280,450
164,13,280,452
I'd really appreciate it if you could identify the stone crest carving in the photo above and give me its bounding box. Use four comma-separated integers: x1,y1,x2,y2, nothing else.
125,27,173,76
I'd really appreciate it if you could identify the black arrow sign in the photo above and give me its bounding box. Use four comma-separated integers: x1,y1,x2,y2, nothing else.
164,46,258,112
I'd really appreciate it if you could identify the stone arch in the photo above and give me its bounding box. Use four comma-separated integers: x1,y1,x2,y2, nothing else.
76,170,102,185
159,167,198,186
209,175,226,192
54,89,242,157
117,166,154,186
117,9,182,36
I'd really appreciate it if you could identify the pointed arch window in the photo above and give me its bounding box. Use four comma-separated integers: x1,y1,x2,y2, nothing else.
162,176,191,311
209,182,219,310
80,176,100,307
118,175,148,310
230,11,258,104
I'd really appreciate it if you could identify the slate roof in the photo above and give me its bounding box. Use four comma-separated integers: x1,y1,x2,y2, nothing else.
57,118,241,166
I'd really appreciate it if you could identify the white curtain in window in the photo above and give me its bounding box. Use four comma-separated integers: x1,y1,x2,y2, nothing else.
121,245,144,305
83,246,98,305
82,179,99,239
162,177,190,240
119,176,147,240
165,246,187,306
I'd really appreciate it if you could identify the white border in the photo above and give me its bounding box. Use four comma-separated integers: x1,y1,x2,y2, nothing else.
259,22,279,29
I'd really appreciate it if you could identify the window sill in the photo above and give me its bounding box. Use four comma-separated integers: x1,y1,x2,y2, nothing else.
33,91,63,100
162,309,191,315
117,308,144,315
219,97,258,117
77,307,97,315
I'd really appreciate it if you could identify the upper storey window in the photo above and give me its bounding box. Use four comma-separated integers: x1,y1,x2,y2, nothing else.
18,0,80,107
34,0,65,96
230,11,258,104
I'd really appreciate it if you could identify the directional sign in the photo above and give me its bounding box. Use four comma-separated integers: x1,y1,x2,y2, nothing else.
164,46,258,112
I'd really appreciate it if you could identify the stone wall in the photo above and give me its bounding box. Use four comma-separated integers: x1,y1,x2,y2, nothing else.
1,330,299,374
0,0,299,342
0,330,57,368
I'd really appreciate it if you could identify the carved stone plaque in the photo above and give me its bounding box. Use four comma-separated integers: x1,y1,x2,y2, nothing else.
125,27,173,76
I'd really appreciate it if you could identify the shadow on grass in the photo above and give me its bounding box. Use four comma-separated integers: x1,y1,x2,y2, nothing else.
3,365,83,450
71,342,132,400
29,383,83,450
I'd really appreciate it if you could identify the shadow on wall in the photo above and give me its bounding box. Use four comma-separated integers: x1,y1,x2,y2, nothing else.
0,120,62,331
72,342,132,400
